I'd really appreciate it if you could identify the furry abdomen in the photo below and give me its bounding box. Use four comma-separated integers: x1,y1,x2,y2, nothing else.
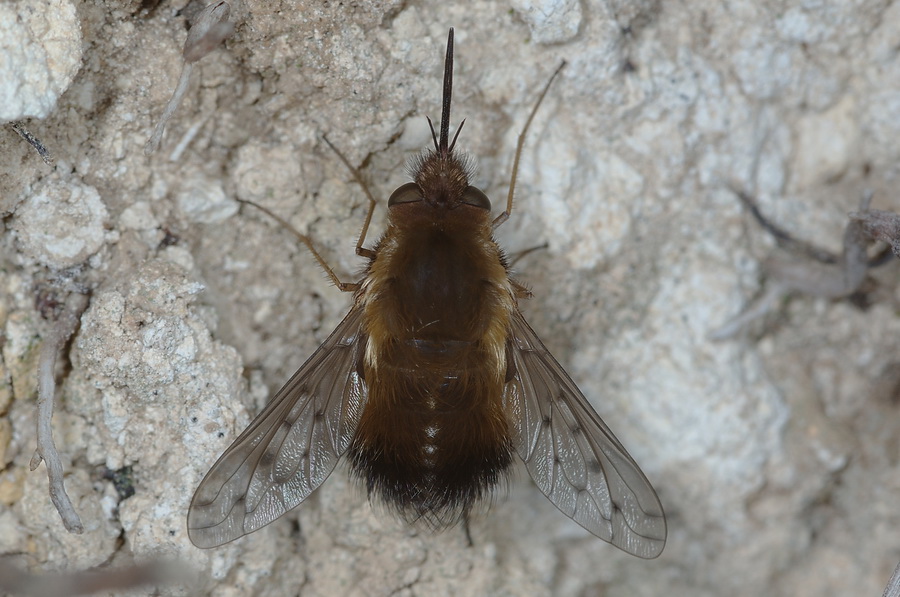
350,206,516,526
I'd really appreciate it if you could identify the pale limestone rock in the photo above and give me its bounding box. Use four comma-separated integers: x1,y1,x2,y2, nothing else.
0,1,898,595
0,0,83,121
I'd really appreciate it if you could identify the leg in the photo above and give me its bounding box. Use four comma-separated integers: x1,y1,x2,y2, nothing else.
321,135,378,260
236,199,360,292
493,61,567,230
507,241,548,268
461,510,474,547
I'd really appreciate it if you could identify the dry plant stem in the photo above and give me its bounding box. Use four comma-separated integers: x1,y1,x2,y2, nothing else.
764,192,872,298
493,61,566,230
182,1,233,63
0,560,183,597
144,1,233,155
144,62,194,155
707,284,784,341
730,186,838,264
10,121,54,165
30,292,90,534
850,208,900,258
884,560,900,597
711,191,874,340
168,116,207,162
763,198,869,298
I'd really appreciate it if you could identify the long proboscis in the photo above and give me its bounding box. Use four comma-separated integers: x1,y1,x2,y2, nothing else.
438,28,454,156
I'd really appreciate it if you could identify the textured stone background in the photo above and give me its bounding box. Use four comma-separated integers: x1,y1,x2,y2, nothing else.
2,0,900,595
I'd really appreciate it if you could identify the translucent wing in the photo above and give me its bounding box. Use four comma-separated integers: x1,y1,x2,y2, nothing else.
188,308,368,548
504,311,667,558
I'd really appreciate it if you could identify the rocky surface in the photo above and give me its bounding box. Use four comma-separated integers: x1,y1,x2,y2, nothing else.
2,0,900,595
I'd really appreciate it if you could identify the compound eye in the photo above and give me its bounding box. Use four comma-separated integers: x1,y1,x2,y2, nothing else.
388,183,423,206
462,186,491,210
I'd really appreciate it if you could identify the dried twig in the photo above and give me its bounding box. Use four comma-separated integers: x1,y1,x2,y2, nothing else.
731,187,837,264
182,1,234,63
850,207,900,259
30,291,90,534
10,121,54,165
144,1,233,155
0,560,185,596
885,560,900,597
711,190,878,340
707,285,783,341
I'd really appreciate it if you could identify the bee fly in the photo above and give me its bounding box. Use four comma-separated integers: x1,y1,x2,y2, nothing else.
188,28,667,558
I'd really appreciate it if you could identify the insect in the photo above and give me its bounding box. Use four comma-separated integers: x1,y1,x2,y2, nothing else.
188,28,667,559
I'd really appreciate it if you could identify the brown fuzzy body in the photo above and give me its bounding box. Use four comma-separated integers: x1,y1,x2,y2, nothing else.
349,198,517,526
188,30,666,558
